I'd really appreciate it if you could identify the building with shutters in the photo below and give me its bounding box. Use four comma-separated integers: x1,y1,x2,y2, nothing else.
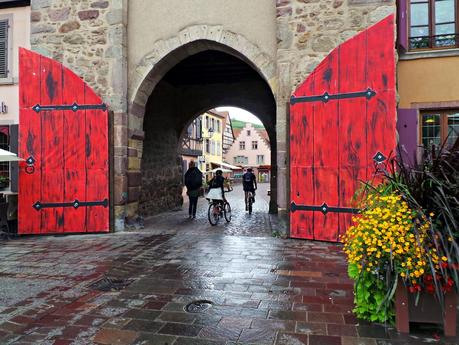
397,0,459,165
0,0,30,191
201,109,225,174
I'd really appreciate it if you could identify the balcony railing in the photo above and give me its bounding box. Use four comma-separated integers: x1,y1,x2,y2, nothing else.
409,33,459,50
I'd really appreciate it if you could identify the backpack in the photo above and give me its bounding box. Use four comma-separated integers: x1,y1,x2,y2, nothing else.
185,168,202,190
243,172,253,183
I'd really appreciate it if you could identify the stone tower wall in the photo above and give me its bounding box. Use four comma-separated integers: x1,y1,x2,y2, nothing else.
28,0,396,229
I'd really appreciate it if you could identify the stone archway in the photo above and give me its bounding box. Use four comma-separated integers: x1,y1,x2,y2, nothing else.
123,26,278,223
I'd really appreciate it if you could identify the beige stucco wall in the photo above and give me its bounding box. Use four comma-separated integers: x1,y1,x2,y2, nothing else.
127,0,277,93
0,6,30,125
398,55,459,108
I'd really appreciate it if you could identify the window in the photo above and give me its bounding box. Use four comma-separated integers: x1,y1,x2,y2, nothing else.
257,155,264,164
216,120,220,133
205,116,209,129
211,118,215,132
197,118,202,139
252,141,258,150
420,110,459,147
234,156,248,164
216,142,220,156
0,15,11,79
408,0,458,50
205,139,210,153
247,130,251,136
239,141,245,150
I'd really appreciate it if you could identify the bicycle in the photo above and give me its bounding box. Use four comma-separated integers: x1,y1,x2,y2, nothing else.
245,190,255,215
207,199,231,225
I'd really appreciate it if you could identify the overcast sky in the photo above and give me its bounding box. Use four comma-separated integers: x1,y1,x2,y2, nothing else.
216,106,263,126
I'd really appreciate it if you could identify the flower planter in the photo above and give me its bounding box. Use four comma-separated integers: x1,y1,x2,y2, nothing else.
395,282,457,336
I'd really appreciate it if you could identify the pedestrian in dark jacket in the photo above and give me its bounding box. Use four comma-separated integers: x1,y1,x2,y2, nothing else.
184,161,203,219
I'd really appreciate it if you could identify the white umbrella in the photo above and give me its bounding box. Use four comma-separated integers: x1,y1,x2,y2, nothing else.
205,167,233,174
0,149,23,162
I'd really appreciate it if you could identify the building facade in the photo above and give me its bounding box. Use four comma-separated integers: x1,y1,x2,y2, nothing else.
0,0,30,190
225,122,271,181
201,110,225,173
397,0,459,164
221,111,235,158
180,116,203,174
25,0,396,229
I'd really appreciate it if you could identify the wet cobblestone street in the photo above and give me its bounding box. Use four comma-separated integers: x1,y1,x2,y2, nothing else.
142,184,275,237
0,185,457,344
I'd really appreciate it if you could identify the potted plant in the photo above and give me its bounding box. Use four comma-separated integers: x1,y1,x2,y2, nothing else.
342,138,459,336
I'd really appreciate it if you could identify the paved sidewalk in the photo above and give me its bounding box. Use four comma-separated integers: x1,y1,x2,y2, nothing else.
0,191,457,344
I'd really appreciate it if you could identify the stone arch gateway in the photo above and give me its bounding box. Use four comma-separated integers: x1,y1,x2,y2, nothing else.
126,33,278,220
26,0,397,234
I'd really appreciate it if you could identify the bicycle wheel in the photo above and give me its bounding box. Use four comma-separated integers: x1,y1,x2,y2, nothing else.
208,203,220,226
248,195,253,214
224,202,232,222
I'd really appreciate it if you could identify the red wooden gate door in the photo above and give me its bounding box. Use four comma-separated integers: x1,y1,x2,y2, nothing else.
290,15,396,241
18,48,109,234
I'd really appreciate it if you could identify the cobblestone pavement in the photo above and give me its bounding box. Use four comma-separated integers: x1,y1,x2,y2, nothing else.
142,183,276,237
0,189,457,344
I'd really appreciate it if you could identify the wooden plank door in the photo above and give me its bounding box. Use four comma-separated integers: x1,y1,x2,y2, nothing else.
289,15,396,241
18,48,109,234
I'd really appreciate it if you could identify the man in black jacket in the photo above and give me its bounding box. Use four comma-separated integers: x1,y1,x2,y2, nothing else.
184,161,203,219
242,168,257,211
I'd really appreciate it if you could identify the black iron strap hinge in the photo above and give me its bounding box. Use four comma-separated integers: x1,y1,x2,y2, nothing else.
290,202,359,215
32,103,107,113
290,88,376,105
33,199,108,211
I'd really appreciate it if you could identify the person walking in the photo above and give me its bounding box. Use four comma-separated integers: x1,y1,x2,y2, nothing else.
184,161,203,219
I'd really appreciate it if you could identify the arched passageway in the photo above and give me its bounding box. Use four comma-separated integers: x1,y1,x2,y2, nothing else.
134,47,277,218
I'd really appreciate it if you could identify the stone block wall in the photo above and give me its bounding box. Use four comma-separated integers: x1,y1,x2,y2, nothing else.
138,81,183,217
30,0,126,110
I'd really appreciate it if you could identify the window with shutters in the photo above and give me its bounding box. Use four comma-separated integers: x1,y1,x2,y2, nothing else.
0,17,9,79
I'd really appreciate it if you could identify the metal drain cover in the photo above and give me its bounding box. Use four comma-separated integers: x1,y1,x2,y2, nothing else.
88,276,133,292
184,300,213,313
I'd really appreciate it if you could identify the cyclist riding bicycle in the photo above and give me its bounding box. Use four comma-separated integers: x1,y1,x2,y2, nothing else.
242,168,257,211
206,170,226,205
